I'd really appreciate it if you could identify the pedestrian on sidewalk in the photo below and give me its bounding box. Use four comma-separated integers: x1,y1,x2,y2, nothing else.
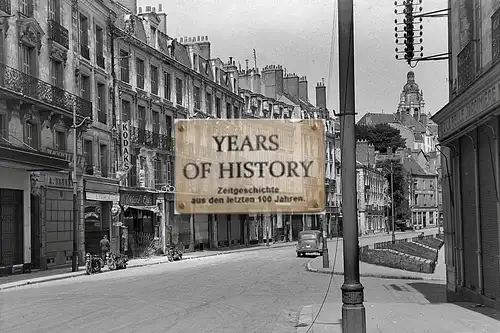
100,234,110,261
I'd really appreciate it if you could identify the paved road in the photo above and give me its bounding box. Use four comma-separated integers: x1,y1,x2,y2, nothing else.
0,230,440,333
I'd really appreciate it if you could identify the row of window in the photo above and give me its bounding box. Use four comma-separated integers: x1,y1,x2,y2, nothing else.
126,155,174,187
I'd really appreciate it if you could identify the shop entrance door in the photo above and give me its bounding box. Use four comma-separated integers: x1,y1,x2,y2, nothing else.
0,189,23,266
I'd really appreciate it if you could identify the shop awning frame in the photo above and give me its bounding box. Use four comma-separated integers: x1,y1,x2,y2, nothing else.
123,205,161,215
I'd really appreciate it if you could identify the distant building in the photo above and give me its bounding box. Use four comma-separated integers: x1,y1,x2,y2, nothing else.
402,156,441,230
355,141,387,235
357,71,439,154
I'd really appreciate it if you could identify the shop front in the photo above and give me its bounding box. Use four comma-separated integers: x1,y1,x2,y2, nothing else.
0,144,68,274
84,177,119,255
432,64,500,309
120,189,160,258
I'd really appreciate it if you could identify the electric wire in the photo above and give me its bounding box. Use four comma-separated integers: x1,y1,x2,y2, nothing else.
304,0,347,331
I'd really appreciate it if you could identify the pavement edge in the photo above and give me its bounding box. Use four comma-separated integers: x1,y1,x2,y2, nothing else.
305,258,445,281
0,242,297,291
296,305,314,333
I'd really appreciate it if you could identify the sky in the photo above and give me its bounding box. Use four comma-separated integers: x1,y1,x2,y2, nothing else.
137,0,449,120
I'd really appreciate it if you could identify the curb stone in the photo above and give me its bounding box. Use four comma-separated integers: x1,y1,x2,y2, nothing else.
296,305,314,333
0,242,297,291
305,259,445,281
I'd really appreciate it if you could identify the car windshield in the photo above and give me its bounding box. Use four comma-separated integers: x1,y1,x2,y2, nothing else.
300,234,318,240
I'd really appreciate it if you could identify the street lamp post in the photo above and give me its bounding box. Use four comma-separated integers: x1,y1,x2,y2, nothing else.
72,112,90,272
338,0,366,331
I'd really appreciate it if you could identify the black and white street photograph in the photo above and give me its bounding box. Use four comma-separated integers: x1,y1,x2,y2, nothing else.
1,0,500,332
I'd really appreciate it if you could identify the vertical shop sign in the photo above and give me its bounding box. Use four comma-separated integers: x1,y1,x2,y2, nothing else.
121,121,131,171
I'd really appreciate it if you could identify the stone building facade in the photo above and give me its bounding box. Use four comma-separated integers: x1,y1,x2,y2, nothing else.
0,0,112,270
110,3,244,255
431,0,500,309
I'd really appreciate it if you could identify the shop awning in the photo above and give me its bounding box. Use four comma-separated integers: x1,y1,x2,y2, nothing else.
0,143,69,171
124,205,161,214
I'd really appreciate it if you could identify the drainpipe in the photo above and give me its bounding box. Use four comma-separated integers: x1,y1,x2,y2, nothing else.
469,132,483,295
454,146,465,287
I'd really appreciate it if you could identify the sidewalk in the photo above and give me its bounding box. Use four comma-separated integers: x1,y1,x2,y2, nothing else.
297,301,500,333
0,241,296,291
309,228,445,281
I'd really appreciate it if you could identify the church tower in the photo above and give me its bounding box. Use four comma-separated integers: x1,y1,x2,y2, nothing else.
397,71,426,125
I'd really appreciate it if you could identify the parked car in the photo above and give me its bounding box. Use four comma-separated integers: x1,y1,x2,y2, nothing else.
296,230,323,257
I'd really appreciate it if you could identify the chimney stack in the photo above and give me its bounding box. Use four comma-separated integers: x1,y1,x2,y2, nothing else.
299,76,308,102
316,81,326,111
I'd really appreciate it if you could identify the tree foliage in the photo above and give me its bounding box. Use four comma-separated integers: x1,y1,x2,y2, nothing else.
376,159,410,220
355,124,406,153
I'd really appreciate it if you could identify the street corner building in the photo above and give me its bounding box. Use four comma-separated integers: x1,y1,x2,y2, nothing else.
431,1,500,310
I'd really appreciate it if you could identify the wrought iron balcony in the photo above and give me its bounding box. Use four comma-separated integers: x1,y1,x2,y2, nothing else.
48,20,69,49
130,126,174,151
0,0,11,15
81,44,90,60
0,63,92,118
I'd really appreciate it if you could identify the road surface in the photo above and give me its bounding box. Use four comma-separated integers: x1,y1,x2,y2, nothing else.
0,231,440,333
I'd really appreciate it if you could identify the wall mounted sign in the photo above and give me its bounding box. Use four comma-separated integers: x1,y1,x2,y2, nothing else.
174,119,325,215
45,147,86,172
120,191,154,206
121,121,131,171
46,174,72,188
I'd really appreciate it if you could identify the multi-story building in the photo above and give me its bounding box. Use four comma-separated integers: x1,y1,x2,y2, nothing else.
239,66,299,242
431,1,500,308
111,3,244,255
77,0,121,259
0,0,102,271
315,81,341,238
239,65,326,241
402,156,440,230
355,141,387,234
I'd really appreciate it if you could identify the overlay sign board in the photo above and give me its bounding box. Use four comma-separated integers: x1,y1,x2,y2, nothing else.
174,119,325,214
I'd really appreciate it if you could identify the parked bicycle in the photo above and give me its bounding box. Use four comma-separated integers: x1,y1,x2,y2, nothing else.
106,252,129,270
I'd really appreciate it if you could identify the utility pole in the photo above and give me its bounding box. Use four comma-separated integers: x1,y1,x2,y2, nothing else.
391,161,396,243
72,107,78,272
338,0,366,332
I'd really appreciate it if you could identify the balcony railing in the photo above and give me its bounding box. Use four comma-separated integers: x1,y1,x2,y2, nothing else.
81,44,90,60
0,0,11,15
0,63,92,118
48,20,69,49
130,126,174,151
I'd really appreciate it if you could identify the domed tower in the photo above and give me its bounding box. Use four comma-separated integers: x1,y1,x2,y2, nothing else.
397,71,425,123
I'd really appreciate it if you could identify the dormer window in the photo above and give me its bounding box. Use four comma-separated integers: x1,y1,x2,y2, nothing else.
150,27,156,47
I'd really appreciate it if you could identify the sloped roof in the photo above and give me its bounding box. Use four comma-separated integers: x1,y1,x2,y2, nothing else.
402,157,430,176
399,113,426,133
357,113,396,126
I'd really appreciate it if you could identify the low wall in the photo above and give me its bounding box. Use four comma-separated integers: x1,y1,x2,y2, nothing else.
359,233,444,273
